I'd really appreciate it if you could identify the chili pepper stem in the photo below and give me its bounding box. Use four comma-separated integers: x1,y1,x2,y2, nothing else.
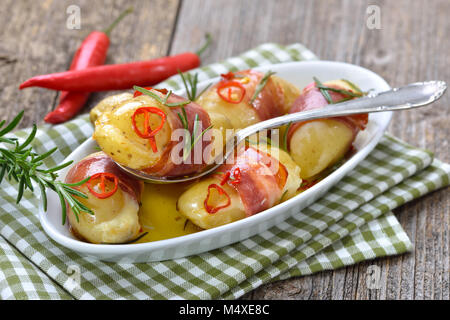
195,33,212,57
103,7,134,36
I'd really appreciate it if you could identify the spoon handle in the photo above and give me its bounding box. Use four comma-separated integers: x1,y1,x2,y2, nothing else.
235,81,447,142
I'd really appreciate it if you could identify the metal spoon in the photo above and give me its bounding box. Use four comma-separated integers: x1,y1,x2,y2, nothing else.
116,81,447,184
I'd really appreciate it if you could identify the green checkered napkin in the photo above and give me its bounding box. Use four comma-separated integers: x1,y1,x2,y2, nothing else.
0,43,449,299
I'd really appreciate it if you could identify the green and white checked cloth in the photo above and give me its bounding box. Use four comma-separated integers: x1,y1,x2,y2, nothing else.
0,43,449,300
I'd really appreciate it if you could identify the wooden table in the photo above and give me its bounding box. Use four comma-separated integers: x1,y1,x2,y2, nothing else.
1,0,448,300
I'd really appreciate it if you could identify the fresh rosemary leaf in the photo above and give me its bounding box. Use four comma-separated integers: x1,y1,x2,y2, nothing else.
340,79,363,93
31,147,57,163
315,85,364,98
178,70,212,101
282,122,292,151
279,189,288,203
63,176,91,187
39,160,73,173
17,124,37,151
313,77,334,104
133,86,191,108
16,175,25,203
0,164,6,183
0,111,93,225
250,70,276,104
183,124,213,161
0,111,23,136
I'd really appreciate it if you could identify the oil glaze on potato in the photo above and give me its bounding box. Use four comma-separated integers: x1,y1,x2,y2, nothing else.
89,93,133,124
289,119,354,179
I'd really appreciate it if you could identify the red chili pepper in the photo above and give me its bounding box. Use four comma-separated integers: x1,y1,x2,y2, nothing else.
43,8,133,124
204,184,231,214
131,107,166,153
20,54,200,92
216,80,246,104
20,35,212,93
87,172,119,199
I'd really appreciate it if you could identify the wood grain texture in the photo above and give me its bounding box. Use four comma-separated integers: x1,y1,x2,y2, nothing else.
171,0,449,300
0,0,180,127
0,0,448,300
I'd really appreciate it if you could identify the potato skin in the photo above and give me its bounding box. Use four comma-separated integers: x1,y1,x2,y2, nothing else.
287,80,366,179
289,119,354,179
89,93,133,124
177,177,246,229
270,75,301,113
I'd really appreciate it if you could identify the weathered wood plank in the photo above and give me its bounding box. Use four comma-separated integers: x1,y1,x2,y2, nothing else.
172,0,449,300
0,0,180,128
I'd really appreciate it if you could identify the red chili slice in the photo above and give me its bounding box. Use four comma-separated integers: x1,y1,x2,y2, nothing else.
220,71,236,81
131,107,166,153
230,167,241,185
217,80,246,104
87,172,119,199
220,171,231,186
204,183,231,214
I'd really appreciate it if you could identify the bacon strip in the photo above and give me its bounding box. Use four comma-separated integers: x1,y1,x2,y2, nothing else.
240,70,285,120
141,92,212,177
65,152,143,201
218,147,288,216
287,83,368,148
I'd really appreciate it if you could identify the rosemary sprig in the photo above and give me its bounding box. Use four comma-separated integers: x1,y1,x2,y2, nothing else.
177,70,212,101
313,77,367,104
195,33,213,57
279,189,288,203
282,122,292,151
340,79,364,94
133,86,191,108
250,70,276,104
0,111,93,225
315,85,364,98
182,114,212,161
133,85,212,162
313,77,334,104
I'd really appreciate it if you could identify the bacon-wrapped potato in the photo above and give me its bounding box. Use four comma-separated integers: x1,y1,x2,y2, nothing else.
287,80,368,179
65,152,144,244
93,89,212,177
177,144,301,229
196,70,300,129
